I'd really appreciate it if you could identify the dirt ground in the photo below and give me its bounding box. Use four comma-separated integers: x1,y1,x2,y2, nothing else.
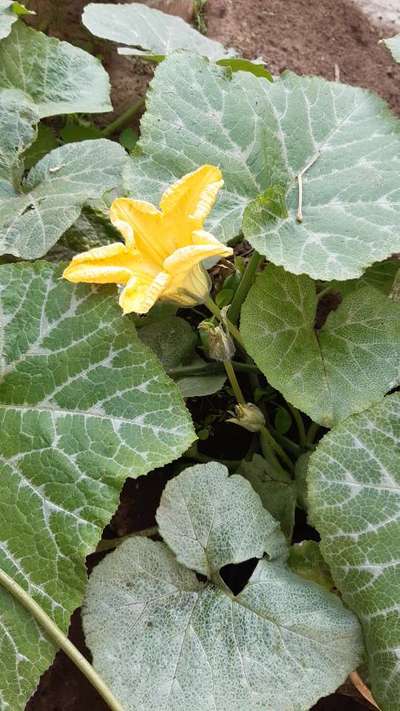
25,0,397,708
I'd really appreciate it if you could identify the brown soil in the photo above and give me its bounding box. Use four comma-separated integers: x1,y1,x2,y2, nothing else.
25,0,395,708
206,0,400,113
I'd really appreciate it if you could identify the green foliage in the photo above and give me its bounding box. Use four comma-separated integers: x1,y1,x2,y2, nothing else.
384,33,400,63
82,2,233,60
308,394,400,710
0,22,111,117
0,139,127,258
1,5,400,708
238,454,296,539
23,123,58,169
288,541,333,591
0,261,194,709
84,463,362,711
241,264,400,426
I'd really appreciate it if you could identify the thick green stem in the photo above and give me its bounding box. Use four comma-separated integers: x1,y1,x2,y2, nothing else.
223,359,246,404
228,251,263,324
101,97,145,138
204,296,244,348
306,421,320,445
260,425,294,473
287,404,307,447
0,568,124,711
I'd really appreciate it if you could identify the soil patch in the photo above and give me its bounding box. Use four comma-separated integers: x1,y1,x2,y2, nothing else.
206,0,400,113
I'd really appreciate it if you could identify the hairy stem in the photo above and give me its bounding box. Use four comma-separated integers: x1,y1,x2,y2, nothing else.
204,295,244,348
287,404,307,447
223,359,246,404
0,568,124,711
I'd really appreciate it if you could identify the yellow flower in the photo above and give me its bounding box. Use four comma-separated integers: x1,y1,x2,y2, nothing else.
63,165,232,314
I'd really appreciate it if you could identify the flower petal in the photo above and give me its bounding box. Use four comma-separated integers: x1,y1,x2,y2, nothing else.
63,243,137,284
119,271,170,314
163,264,210,306
110,198,168,265
160,165,223,224
163,230,233,276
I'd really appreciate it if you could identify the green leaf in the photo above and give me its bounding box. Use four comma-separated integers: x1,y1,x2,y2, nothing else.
0,261,195,710
384,34,400,62
0,0,22,39
308,393,400,710
59,122,103,144
125,56,400,278
217,57,273,80
23,123,58,169
0,88,38,197
118,127,139,151
170,355,227,398
139,316,197,370
238,454,296,539
274,405,292,434
82,2,233,60
330,258,400,299
61,204,121,253
123,53,285,244
138,315,226,397
157,462,287,575
84,462,363,711
241,264,400,426
0,139,127,259
288,541,334,591
295,452,311,510
242,72,400,280
0,22,111,117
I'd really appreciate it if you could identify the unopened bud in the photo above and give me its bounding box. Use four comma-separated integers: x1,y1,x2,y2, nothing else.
228,403,265,432
199,322,235,361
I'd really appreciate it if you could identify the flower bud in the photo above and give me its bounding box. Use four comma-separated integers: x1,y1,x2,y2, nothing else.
228,403,265,432
199,322,235,361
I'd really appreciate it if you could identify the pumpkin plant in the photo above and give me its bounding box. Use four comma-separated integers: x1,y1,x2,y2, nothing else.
0,3,399,711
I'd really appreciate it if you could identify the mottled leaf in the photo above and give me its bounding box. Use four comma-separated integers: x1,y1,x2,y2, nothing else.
0,22,111,117
384,34,400,63
123,53,286,244
0,88,38,197
0,261,194,710
238,454,296,539
84,463,363,711
82,2,232,60
288,541,333,591
0,139,127,258
308,393,400,710
156,463,286,575
241,264,400,426
125,54,400,278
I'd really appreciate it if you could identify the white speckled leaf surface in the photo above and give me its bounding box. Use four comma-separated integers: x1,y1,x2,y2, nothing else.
308,393,400,711
84,463,363,711
0,261,194,710
241,264,400,426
